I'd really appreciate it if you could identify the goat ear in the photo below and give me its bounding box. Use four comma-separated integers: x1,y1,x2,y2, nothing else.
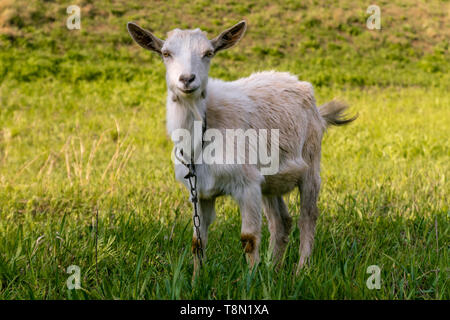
127,22,164,54
211,20,247,53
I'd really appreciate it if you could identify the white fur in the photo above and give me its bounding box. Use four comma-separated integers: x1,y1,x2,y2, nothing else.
127,21,355,276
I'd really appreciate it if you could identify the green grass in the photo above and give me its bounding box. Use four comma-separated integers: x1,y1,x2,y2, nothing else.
0,0,449,299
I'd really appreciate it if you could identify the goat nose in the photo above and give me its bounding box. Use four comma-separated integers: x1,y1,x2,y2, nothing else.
179,74,196,86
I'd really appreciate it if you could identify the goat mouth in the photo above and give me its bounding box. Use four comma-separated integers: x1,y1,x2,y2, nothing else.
179,87,199,94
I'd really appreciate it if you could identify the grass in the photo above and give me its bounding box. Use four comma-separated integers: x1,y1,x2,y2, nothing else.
0,0,448,299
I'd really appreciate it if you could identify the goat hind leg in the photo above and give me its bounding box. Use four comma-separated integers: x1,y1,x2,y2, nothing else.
263,196,292,266
296,169,320,274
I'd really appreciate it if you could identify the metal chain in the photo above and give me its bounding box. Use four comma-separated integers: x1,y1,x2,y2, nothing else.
184,162,203,266
174,118,207,267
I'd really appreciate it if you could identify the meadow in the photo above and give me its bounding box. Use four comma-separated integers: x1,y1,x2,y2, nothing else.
0,0,448,299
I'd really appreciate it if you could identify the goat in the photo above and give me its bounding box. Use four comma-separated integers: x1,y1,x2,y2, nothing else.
127,20,356,276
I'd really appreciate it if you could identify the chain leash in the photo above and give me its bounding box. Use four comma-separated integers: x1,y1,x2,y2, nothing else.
184,161,203,266
174,118,207,267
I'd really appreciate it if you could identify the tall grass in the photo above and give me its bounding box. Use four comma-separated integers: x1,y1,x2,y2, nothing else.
0,0,448,299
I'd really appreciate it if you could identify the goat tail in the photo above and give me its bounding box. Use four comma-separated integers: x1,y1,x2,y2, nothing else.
319,100,357,128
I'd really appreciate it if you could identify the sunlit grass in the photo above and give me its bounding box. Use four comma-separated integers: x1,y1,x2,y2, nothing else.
0,0,448,299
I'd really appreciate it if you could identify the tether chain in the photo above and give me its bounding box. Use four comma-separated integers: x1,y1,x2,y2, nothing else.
175,118,207,267
184,161,203,266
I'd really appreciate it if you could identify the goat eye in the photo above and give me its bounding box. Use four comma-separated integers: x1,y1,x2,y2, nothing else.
203,51,214,58
162,51,171,58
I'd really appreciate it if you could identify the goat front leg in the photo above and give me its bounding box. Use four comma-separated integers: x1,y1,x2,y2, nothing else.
192,198,216,278
236,184,262,268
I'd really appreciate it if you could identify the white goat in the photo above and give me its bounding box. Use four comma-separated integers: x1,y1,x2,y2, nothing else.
127,20,356,275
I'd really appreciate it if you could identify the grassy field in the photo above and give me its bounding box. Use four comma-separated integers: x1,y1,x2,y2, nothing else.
0,0,448,299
